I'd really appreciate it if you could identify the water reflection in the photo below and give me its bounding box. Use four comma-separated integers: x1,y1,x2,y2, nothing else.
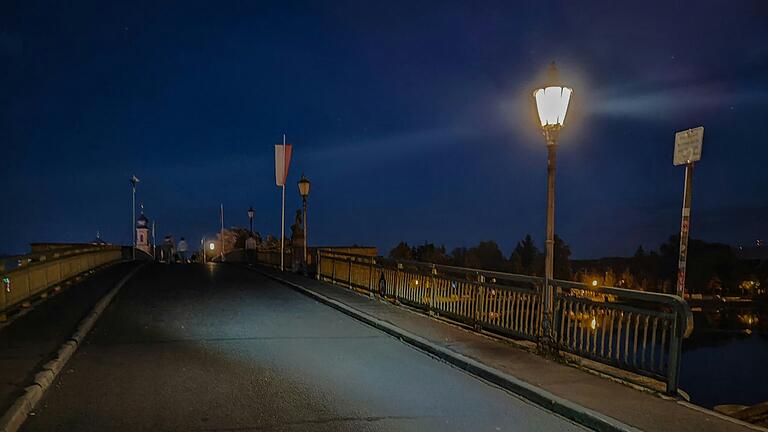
681,304,768,408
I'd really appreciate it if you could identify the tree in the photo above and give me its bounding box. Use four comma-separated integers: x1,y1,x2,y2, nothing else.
659,235,738,294
389,242,413,261
413,242,449,264
508,249,523,274
264,235,279,249
510,234,540,276
465,241,506,272
226,227,259,250
449,247,467,267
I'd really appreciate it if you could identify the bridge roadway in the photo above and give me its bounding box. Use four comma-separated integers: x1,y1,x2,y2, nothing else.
22,263,588,432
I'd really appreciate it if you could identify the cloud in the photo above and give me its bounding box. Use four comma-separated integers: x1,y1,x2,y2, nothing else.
590,83,768,119
303,126,473,165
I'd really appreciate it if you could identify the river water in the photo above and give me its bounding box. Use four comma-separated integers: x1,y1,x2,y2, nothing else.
680,306,768,408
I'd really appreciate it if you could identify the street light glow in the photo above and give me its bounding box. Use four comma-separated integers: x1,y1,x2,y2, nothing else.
209,242,215,250
533,86,572,128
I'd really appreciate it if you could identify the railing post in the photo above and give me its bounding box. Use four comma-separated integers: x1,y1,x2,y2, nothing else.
474,272,484,331
537,278,558,356
395,263,403,303
666,314,683,395
429,264,437,315
368,258,374,298
347,256,353,288
331,255,336,284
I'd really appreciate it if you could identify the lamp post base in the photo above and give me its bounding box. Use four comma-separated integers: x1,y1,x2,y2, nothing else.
537,310,560,358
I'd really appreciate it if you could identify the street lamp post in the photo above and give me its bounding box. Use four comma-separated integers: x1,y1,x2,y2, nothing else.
298,174,311,273
533,62,572,349
130,175,140,261
247,206,255,235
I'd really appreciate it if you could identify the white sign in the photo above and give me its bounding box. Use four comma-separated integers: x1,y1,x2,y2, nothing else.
673,126,704,166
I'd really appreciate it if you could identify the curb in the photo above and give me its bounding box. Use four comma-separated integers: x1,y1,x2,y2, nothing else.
254,268,642,432
0,262,147,432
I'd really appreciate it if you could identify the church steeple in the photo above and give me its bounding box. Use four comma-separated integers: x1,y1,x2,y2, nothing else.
136,205,151,254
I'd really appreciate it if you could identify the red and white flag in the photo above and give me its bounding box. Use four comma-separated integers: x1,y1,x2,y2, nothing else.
274,142,292,187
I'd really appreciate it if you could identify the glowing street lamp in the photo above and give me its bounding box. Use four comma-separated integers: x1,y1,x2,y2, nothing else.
533,62,572,348
202,240,216,263
297,174,311,271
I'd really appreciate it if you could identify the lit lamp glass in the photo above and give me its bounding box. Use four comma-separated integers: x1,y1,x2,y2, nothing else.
298,175,311,198
533,63,572,134
534,86,572,127
209,242,215,251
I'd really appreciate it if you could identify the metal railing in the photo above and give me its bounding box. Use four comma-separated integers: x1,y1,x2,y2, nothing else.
317,250,693,394
1,244,123,315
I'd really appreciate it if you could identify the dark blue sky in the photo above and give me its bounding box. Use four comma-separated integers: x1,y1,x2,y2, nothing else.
2,1,767,258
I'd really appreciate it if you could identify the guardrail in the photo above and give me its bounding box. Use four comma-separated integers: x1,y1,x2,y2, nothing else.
257,248,291,268
316,250,693,394
256,246,377,271
1,244,123,316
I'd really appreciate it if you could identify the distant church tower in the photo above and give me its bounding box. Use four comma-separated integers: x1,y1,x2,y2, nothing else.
136,210,151,254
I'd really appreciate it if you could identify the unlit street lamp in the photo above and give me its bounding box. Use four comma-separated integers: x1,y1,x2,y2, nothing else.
533,62,572,347
130,175,140,261
298,174,311,271
247,206,255,234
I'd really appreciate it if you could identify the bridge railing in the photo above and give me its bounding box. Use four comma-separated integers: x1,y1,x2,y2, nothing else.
316,249,693,394
1,244,123,315
256,248,291,268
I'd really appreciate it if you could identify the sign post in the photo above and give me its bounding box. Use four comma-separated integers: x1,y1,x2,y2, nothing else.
673,126,703,298
274,135,292,271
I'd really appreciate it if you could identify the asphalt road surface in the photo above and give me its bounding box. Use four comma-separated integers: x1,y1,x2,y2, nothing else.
0,262,138,413
23,263,588,432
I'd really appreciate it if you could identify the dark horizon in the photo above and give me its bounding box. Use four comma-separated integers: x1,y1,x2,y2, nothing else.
2,1,767,259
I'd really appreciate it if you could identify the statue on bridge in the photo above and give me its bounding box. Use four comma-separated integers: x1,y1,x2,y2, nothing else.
290,209,304,244
290,209,305,271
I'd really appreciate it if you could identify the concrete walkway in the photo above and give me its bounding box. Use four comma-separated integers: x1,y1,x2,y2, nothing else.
257,266,763,432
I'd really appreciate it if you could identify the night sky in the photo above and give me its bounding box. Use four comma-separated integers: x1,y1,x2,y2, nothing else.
2,1,767,258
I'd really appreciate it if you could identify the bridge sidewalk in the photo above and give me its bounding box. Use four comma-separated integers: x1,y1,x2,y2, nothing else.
257,266,762,432
0,261,139,417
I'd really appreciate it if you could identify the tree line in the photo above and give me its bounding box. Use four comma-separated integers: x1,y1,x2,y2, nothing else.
389,234,767,296
388,234,572,279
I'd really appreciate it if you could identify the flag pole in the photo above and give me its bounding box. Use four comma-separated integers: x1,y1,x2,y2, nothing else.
220,203,225,262
280,134,286,271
